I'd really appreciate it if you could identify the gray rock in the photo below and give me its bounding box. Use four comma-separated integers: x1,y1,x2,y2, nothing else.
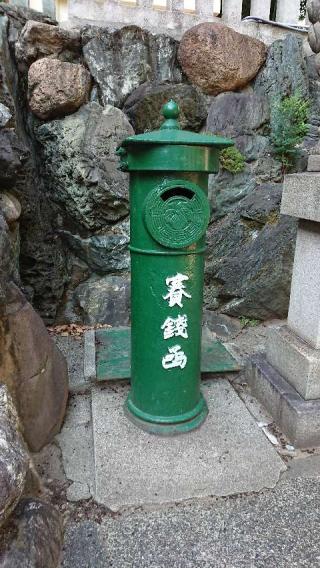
0,498,63,568
82,25,181,108
35,103,133,230
254,34,309,102
0,214,14,304
74,274,130,325
60,229,130,274
0,385,30,527
0,129,27,189
309,22,320,54
209,167,256,220
207,92,270,158
0,15,15,121
204,184,297,320
0,104,12,128
202,310,242,340
305,55,320,148
207,92,282,219
123,82,207,133
308,0,320,24
15,20,81,66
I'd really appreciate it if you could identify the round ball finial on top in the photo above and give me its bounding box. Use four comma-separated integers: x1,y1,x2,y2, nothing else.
160,100,181,130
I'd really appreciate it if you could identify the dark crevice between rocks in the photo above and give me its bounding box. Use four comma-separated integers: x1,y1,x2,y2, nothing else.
1,7,69,323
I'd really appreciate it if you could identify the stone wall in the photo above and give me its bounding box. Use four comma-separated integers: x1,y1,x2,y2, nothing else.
1,3,318,324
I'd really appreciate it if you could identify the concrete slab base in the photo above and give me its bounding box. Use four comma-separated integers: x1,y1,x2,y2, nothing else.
247,354,320,449
91,380,285,511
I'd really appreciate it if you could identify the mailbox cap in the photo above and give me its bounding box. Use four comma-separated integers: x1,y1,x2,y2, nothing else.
121,100,233,148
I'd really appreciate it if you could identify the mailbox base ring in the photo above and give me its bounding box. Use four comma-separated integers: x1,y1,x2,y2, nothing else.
124,394,208,435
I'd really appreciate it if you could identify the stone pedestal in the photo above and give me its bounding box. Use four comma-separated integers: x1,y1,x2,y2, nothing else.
247,165,320,448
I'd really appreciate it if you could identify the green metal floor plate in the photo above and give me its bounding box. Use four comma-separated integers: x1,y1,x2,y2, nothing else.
96,327,240,382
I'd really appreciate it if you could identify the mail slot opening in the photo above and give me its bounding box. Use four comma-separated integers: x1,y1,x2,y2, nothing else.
161,187,195,201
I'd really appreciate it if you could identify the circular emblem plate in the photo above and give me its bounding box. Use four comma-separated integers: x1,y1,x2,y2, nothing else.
144,180,210,249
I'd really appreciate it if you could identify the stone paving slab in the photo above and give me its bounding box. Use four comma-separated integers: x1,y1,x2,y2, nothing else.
91,380,286,511
56,393,95,501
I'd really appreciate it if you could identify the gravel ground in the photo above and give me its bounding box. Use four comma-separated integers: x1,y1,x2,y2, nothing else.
62,473,320,568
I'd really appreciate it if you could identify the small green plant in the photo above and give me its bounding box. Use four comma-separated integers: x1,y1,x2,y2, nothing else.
219,147,245,174
239,316,260,328
270,92,310,171
300,0,307,20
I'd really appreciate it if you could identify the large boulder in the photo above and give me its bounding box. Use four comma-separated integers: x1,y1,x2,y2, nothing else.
306,54,320,147
207,92,270,156
82,25,182,107
205,184,297,320
15,20,81,66
309,22,320,54
206,92,282,219
0,386,30,528
34,103,133,230
123,82,207,133
254,34,316,150
0,498,63,567
28,58,91,120
0,285,68,452
178,23,266,95
254,35,309,103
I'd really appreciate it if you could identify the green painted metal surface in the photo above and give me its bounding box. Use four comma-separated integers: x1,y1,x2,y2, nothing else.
117,100,233,434
117,100,233,174
96,327,241,382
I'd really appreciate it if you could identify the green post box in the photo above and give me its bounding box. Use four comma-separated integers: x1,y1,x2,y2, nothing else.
117,100,233,435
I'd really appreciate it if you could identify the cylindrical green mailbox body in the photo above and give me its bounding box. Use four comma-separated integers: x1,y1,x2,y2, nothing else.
117,101,233,434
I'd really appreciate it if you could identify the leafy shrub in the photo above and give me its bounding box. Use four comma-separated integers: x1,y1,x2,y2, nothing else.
219,146,245,174
270,92,310,170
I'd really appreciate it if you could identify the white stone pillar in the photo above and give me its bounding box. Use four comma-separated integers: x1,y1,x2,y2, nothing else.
276,0,301,24
266,165,320,401
250,0,271,20
222,0,242,23
246,158,320,449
